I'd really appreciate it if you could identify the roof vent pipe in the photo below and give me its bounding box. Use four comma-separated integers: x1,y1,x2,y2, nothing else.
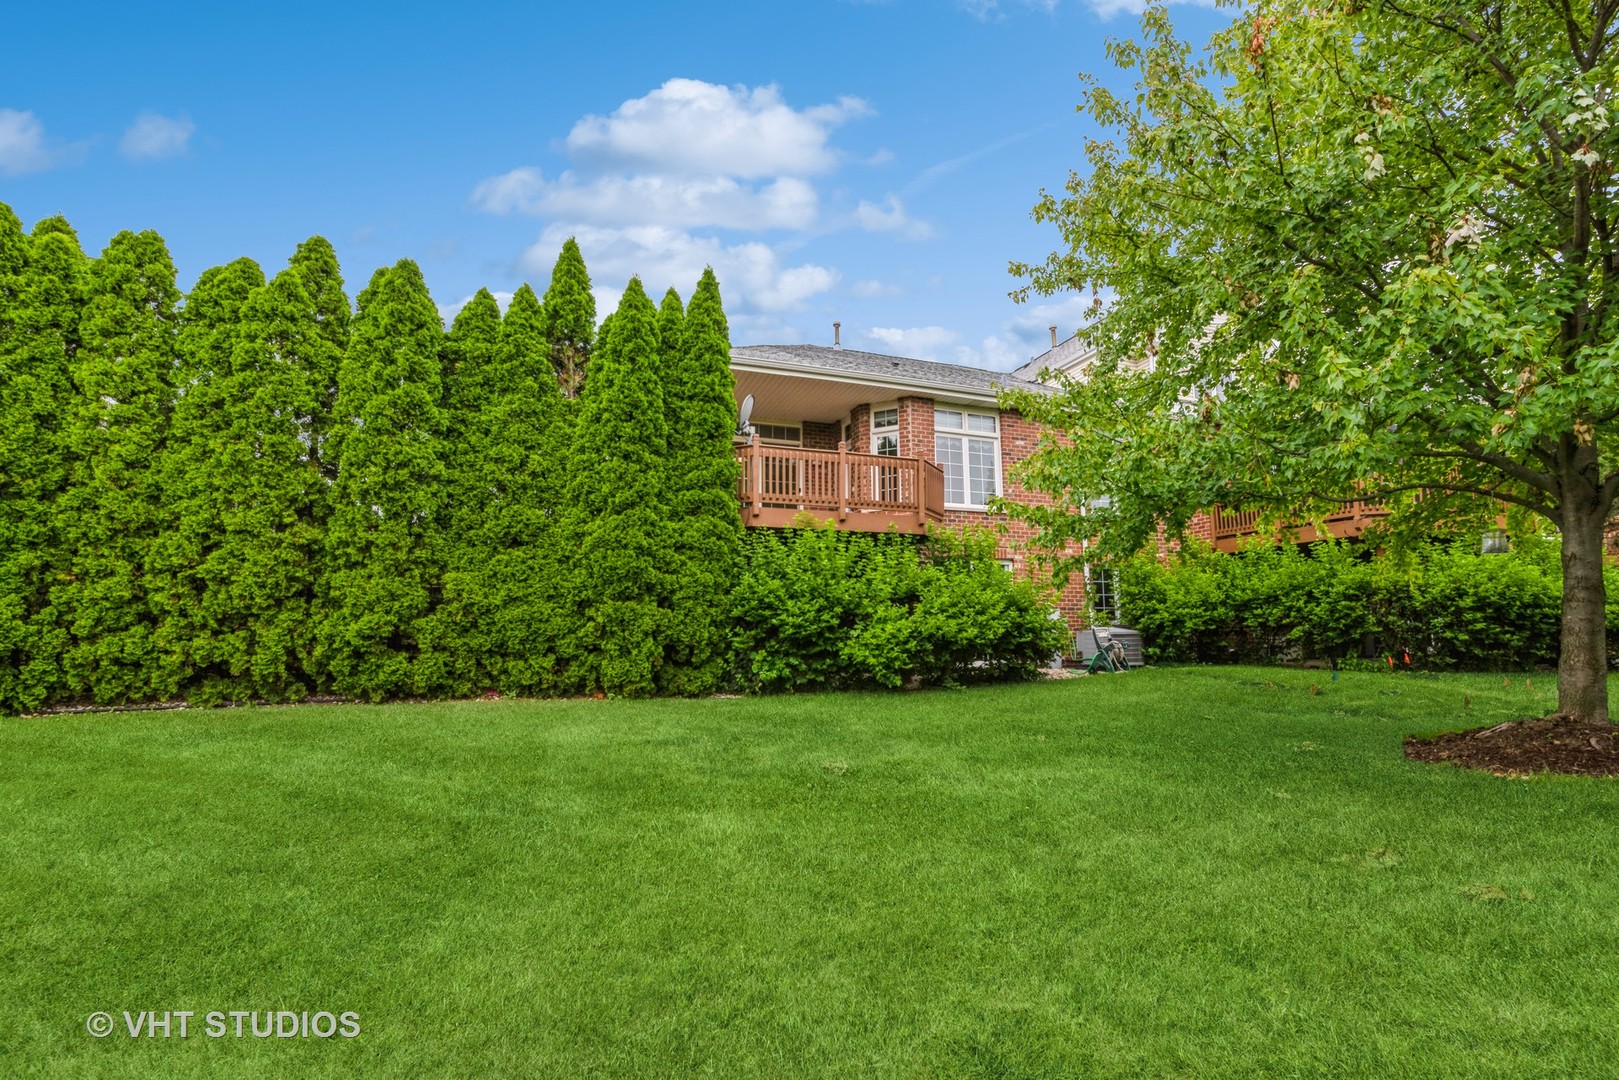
833,321,842,350
1049,325,1058,347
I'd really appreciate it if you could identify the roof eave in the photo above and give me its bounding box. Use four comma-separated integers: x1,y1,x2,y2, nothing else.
730,351,1046,405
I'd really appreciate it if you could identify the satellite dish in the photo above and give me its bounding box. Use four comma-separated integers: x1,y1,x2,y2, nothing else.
737,394,755,436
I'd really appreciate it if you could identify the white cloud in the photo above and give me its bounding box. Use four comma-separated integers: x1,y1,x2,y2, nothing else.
524,224,838,316
865,326,1029,372
471,167,546,213
475,169,817,231
120,111,194,161
962,0,1212,18
1080,0,1217,18
905,128,1042,196
955,335,1026,371
865,326,962,361
960,0,1057,18
472,80,967,321
1002,295,1095,355
0,109,62,175
851,279,902,299
861,295,1095,372
566,78,870,178
729,312,807,345
854,195,934,240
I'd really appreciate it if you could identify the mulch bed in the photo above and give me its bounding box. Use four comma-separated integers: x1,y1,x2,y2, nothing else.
1405,716,1619,778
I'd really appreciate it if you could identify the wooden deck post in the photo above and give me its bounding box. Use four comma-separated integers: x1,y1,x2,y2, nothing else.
749,433,762,519
836,440,848,522
912,459,926,532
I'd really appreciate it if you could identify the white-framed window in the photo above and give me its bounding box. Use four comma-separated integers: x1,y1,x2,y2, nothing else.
755,422,802,446
871,405,899,457
934,406,1000,509
1086,565,1118,621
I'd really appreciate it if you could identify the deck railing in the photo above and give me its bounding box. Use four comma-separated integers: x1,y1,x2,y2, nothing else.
1212,500,1390,549
735,438,946,533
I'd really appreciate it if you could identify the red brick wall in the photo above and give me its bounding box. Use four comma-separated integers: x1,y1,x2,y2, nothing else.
933,407,1090,634
801,420,841,451
847,404,871,454
766,401,1091,638
1184,510,1215,545
896,396,935,461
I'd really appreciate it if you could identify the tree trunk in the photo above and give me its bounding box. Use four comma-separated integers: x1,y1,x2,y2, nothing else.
1557,500,1610,724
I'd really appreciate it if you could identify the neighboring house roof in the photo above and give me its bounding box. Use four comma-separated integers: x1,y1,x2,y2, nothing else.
1009,334,1100,383
731,344,1050,401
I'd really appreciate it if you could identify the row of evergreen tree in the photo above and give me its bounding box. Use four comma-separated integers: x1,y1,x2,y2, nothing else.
0,201,742,710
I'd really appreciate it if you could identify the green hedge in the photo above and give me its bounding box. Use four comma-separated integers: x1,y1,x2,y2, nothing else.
0,200,1078,710
731,524,1067,692
1116,540,1612,671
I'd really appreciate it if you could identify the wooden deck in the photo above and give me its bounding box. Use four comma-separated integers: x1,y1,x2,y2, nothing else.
1211,501,1390,553
735,438,946,533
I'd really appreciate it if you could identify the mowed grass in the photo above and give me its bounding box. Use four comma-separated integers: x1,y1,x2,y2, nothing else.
2,668,1616,1078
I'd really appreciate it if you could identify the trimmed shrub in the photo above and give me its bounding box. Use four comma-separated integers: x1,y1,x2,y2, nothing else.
732,524,1065,691
1117,540,1574,671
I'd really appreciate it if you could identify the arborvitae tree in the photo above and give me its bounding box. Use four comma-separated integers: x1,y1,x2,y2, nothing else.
656,287,684,396
0,203,25,294
152,250,342,704
31,215,81,245
555,278,669,695
0,204,29,709
442,290,503,414
0,211,89,711
50,231,181,703
539,238,594,397
417,289,504,694
148,258,266,699
317,260,446,700
655,287,685,463
662,267,742,694
492,283,570,694
502,284,569,536
286,237,351,480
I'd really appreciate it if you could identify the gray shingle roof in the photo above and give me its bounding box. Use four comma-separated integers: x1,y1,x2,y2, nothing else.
1009,335,1093,383
731,344,1049,396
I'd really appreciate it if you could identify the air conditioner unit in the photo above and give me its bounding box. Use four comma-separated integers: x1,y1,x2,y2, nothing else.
1100,626,1145,668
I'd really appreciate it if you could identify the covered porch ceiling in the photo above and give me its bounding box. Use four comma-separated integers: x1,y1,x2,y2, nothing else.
731,368,891,425
731,368,1001,425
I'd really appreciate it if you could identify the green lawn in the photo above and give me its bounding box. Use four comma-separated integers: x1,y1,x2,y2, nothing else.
2,668,1616,1078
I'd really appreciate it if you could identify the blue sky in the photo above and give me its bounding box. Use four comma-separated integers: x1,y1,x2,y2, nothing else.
1,0,1227,371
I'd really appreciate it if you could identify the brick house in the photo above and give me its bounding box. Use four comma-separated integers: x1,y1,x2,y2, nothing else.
1008,333,1392,555
728,339,1092,630
725,331,1396,636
